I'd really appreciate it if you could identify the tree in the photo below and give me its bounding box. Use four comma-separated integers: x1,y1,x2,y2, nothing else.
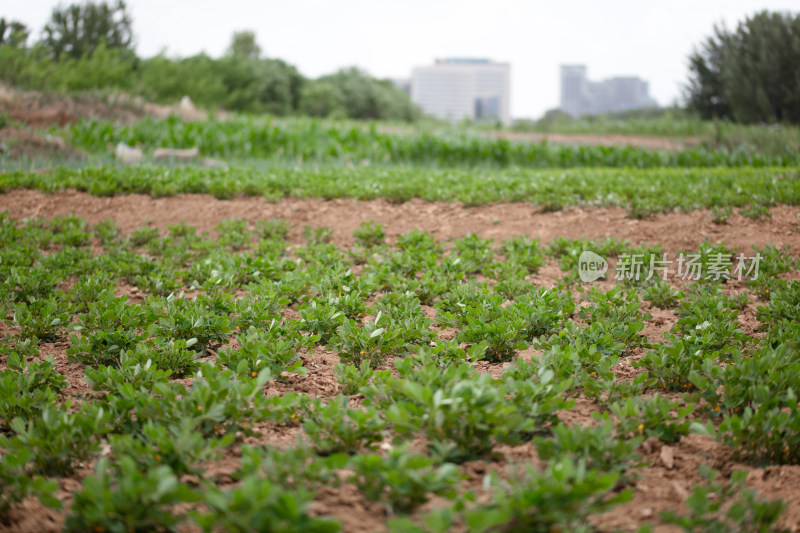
686,11,800,124
316,67,420,121
299,81,345,118
42,0,134,60
227,30,261,60
216,56,304,114
0,18,29,48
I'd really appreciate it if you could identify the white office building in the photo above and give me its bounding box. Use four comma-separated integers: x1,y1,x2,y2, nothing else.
411,58,511,125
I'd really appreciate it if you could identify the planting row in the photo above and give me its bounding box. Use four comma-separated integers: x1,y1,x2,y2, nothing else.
3,166,800,214
61,117,800,168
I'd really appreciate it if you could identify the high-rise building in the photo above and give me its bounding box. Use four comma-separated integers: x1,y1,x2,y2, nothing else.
411,58,511,125
560,65,655,117
560,65,588,118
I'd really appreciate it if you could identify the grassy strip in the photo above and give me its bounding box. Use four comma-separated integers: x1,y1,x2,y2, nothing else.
62,117,800,168
2,166,799,211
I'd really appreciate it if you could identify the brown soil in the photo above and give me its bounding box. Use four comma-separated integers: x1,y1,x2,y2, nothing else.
485,130,705,152
376,124,705,152
0,86,214,129
2,191,800,532
0,127,83,160
1,189,798,255
0,87,147,128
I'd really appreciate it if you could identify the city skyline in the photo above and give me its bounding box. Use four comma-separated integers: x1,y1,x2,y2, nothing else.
5,0,798,119
560,65,655,117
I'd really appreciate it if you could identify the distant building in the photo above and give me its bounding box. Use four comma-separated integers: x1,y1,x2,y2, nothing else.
560,65,655,117
411,58,511,125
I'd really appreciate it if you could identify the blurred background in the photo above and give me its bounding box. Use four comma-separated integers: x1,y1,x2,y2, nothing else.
0,0,798,167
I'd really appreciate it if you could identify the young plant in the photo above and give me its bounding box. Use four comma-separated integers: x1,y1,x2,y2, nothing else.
298,300,346,344
193,475,339,533
641,280,684,309
302,395,386,455
0,353,64,430
236,443,345,491
334,359,374,395
709,206,733,224
255,218,292,240
385,371,531,463
93,218,121,246
509,289,575,340
456,313,528,363
66,271,117,312
329,312,405,368
68,294,148,367
465,458,631,533
215,218,252,250
132,338,202,378
661,465,784,532
146,293,232,353
533,420,643,482
84,351,172,392
602,395,694,444
303,225,334,244
233,289,290,331
110,419,235,476
217,323,313,381
409,339,487,368
1,403,110,476
353,220,385,247
0,447,60,518
349,445,461,513
4,266,58,303
66,456,200,533
500,234,546,273
451,233,494,273
739,204,772,221
11,297,70,342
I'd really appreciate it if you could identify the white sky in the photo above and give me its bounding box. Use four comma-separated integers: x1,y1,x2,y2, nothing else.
6,0,797,119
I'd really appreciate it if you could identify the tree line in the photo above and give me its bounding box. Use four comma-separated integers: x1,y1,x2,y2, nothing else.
2,3,798,125
0,1,420,121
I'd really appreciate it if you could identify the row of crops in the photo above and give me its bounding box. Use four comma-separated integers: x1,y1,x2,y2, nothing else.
2,166,799,215
62,116,800,168
1,213,798,531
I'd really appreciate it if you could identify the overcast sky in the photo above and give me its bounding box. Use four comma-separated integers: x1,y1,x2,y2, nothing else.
6,1,797,119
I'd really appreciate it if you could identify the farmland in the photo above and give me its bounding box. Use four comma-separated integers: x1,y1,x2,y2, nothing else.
1,115,800,533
